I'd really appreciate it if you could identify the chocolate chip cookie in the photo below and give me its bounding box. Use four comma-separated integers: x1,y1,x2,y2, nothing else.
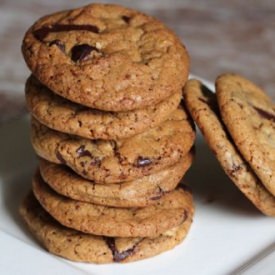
26,75,181,140
22,3,189,111
39,153,193,208
31,108,195,183
216,74,275,197
183,79,275,216
32,171,194,237
20,192,193,263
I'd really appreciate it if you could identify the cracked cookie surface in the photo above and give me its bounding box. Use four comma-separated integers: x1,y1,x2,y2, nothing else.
32,172,194,237
26,75,181,140
183,79,275,216
20,192,193,263
22,3,189,111
39,153,193,208
31,108,195,183
216,74,275,197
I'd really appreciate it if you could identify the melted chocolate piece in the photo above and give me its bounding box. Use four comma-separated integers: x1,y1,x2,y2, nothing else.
150,186,165,200
198,97,209,105
182,209,188,221
122,15,131,24
254,106,275,122
76,145,92,157
33,24,99,41
71,44,99,62
56,151,66,164
136,156,152,167
49,39,65,52
104,237,140,262
229,163,242,177
150,195,162,200
90,157,101,166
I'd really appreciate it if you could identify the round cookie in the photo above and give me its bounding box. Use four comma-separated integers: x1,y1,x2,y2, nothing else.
31,108,195,183
39,153,193,208
20,192,193,263
183,79,275,216
216,74,275,197
26,75,181,140
22,3,189,111
32,172,194,238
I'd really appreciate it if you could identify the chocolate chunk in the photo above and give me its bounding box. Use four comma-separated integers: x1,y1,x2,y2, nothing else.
33,24,99,41
198,97,209,105
111,141,125,164
182,209,188,222
136,156,152,167
76,145,101,166
104,237,140,262
76,145,92,157
229,163,242,177
71,44,99,62
90,157,101,166
49,39,65,52
254,106,275,122
150,195,162,201
150,186,165,200
56,151,66,164
122,15,131,24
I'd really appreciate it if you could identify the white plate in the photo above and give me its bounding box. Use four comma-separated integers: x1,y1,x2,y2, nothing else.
0,77,274,275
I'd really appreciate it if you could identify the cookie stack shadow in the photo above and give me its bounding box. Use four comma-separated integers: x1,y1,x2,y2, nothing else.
20,4,196,263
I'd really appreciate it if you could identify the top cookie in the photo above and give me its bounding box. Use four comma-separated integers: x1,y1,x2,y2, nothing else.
22,3,189,111
216,74,275,197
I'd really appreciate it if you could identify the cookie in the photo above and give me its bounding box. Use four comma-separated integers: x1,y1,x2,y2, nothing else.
31,108,195,183
216,74,275,197
39,153,193,208
22,3,189,111
183,79,275,216
32,171,194,238
20,192,193,263
25,75,181,140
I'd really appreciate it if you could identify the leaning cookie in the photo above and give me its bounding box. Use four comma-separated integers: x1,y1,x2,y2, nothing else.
22,3,189,111
216,74,275,197
31,108,195,184
26,75,181,140
20,192,193,263
183,79,275,216
39,153,193,208
33,171,194,238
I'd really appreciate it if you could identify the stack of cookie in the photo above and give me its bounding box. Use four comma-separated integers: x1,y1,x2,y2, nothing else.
183,74,275,216
20,4,196,263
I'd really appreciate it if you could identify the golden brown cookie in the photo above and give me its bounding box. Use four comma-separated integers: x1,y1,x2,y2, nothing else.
183,79,275,216
25,75,181,140
32,171,194,238
216,74,275,197
22,3,189,111
39,153,193,208
31,108,195,183
20,192,193,263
